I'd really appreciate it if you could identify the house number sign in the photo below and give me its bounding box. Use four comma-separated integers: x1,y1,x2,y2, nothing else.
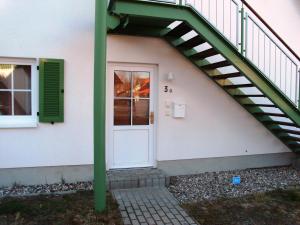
164,86,173,93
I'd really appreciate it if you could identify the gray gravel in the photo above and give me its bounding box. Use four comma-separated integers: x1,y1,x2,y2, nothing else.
168,166,300,203
0,181,93,198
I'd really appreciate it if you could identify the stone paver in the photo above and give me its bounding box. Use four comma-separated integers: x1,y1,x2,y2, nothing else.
107,168,170,190
112,187,198,225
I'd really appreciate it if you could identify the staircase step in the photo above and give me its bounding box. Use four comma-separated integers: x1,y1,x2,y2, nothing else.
223,84,254,89
106,168,170,190
244,103,276,108
253,112,287,117
233,94,265,98
201,60,231,69
281,136,300,142
176,36,206,48
292,148,300,153
263,121,299,127
212,72,242,80
288,144,300,149
273,128,300,135
165,22,191,38
190,48,218,60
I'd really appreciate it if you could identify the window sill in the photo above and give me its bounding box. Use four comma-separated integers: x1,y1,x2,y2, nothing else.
0,117,38,128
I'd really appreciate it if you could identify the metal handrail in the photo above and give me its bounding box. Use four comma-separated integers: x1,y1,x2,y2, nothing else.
241,0,300,62
111,0,300,107
181,0,300,107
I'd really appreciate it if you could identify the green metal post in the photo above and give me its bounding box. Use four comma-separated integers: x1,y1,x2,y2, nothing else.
240,5,245,55
94,0,107,212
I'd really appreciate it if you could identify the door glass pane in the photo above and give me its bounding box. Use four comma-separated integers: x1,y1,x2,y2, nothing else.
133,72,150,99
114,99,131,125
14,65,31,89
0,64,13,89
133,99,149,125
14,92,31,115
0,91,12,115
114,71,131,97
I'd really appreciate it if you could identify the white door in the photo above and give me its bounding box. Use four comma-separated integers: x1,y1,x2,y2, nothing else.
107,64,156,169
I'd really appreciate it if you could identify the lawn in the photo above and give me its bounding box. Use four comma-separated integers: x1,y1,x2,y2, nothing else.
182,188,300,225
0,191,122,225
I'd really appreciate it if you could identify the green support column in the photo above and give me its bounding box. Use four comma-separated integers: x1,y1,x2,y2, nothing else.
94,0,107,212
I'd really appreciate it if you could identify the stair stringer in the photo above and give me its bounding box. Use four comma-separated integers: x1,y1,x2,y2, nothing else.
109,0,300,126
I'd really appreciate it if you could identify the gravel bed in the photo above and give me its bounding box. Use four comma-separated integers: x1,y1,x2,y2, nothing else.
168,166,300,203
0,181,93,198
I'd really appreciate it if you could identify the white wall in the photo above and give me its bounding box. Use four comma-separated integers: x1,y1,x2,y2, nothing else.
107,35,290,162
0,0,95,168
0,0,298,169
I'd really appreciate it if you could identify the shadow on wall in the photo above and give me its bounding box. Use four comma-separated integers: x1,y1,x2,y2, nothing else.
293,0,300,10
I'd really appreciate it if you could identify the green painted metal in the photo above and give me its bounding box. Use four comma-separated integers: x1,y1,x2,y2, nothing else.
39,58,64,123
107,14,121,31
94,0,107,212
109,0,300,127
107,14,171,37
162,37,286,149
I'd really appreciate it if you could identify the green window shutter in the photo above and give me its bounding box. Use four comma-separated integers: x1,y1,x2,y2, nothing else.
39,58,64,123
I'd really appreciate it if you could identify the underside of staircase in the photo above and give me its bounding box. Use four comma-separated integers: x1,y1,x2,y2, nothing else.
107,0,300,153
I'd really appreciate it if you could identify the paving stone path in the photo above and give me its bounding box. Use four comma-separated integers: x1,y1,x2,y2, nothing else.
112,187,198,225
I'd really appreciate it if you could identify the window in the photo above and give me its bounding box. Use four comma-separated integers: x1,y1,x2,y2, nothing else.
113,70,150,126
0,62,37,128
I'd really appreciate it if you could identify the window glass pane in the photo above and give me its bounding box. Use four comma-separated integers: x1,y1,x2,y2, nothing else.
14,65,31,89
0,64,13,89
114,99,131,125
133,99,149,125
133,72,150,98
0,91,12,115
114,71,131,97
14,92,31,115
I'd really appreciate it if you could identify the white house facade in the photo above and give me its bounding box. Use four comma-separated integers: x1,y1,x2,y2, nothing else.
0,0,300,187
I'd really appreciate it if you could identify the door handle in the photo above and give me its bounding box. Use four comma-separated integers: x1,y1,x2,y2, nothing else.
150,112,154,124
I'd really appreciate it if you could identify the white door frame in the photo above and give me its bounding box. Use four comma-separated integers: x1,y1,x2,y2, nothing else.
106,62,158,170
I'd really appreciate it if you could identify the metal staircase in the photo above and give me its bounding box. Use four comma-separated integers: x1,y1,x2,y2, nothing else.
107,0,300,152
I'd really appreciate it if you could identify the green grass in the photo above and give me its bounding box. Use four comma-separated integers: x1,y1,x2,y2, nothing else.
0,191,123,225
182,188,300,225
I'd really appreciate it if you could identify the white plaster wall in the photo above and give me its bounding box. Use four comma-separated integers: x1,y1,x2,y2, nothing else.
0,0,298,169
107,35,290,161
0,0,95,168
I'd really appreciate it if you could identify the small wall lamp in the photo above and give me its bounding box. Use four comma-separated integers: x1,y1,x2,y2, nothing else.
166,72,175,82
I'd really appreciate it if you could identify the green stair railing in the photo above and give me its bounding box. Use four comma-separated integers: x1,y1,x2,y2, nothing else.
135,0,300,108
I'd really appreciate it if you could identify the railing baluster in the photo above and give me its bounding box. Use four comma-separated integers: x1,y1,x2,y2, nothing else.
245,12,248,57
222,0,225,33
285,56,287,95
274,45,280,84
263,34,266,73
269,39,276,80
216,0,218,28
280,52,282,89
290,60,293,100
298,67,300,108
168,0,299,107
257,26,260,68
208,0,210,20
240,4,245,54
251,21,254,61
